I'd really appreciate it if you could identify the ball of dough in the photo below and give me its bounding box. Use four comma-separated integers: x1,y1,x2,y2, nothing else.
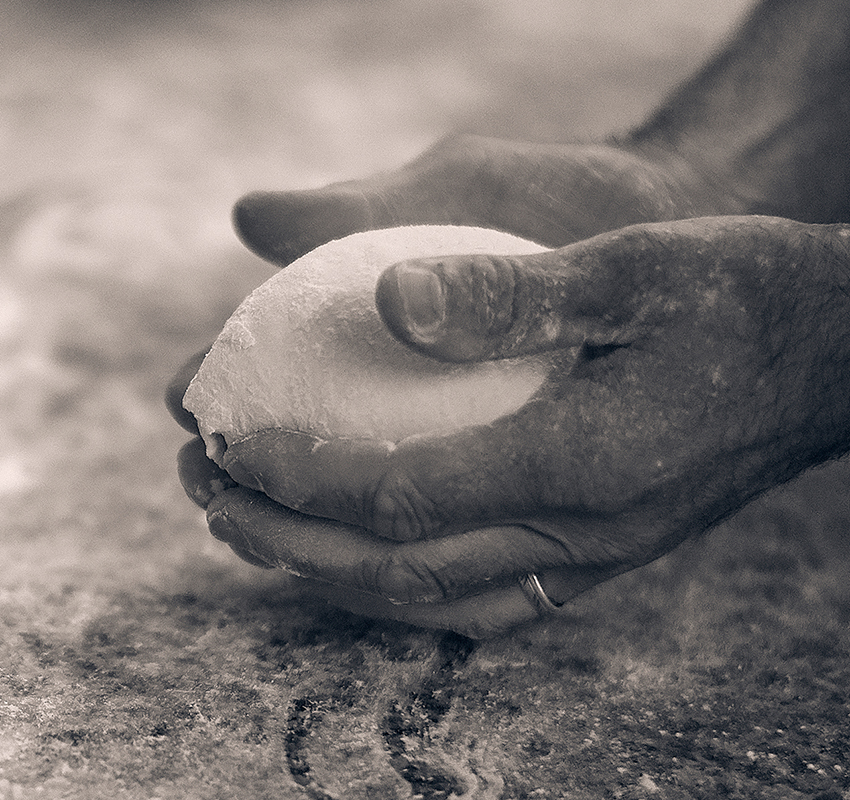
183,225,554,464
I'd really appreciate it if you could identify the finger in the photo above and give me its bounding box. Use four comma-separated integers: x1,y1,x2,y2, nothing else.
375,221,710,362
375,251,591,362
221,410,578,541
176,439,270,567
231,136,502,267
204,488,580,605
308,580,540,640
307,562,626,638
177,437,238,510
231,135,678,268
165,349,209,434
233,185,378,267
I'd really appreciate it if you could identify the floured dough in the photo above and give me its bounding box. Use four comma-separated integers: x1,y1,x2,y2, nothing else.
183,225,553,463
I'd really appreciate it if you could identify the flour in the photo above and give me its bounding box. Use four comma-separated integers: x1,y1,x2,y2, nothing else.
183,225,554,463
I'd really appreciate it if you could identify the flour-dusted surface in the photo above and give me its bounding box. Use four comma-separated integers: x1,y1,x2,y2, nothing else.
184,226,551,457
3,1,850,798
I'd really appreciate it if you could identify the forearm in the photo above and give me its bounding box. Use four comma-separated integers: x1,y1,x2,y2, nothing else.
626,0,850,224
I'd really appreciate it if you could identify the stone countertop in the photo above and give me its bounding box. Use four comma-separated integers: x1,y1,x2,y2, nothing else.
2,1,848,797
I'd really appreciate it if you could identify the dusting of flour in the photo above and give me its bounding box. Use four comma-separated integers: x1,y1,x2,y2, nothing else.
183,225,554,460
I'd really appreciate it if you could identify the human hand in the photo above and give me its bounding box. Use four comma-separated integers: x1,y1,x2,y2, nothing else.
171,199,850,636
229,134,728,266
169,135,720,636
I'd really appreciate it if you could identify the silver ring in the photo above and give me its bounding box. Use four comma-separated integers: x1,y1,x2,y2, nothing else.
519,573,564,615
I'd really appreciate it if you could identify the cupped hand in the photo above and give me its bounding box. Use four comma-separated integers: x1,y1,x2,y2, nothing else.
195,216,850,636
169,137,850,638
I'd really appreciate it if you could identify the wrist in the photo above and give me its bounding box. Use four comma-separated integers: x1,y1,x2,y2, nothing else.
625,0,850,224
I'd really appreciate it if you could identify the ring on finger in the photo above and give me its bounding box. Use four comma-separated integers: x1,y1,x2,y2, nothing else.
519,573,565,615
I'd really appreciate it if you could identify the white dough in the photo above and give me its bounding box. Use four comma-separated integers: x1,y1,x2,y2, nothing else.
183,225,554,463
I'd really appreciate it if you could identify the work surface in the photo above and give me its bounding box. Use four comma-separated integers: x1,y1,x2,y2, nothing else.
2,1,850,798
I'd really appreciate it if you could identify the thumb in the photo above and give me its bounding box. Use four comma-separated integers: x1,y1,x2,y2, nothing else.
231,136,670,268
374,223,684,362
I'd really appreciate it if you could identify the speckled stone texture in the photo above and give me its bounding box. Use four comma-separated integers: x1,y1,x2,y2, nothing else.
2,1,849,798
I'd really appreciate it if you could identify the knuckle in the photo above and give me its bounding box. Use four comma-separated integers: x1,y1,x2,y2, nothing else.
368,467,440,540
453,254,517,336
428,132,492,166
556,518,662,570
369,552,447,605
416,134,503,197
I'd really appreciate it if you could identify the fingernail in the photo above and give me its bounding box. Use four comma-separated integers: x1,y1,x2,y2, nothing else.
189,473,238,510
223,458,263,492
396,266,446,335
207,508,241,545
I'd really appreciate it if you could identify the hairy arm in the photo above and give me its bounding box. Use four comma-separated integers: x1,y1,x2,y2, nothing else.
628,0,850,223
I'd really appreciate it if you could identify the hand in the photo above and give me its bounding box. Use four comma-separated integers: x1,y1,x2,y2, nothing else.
225,216,850,544
171,187,850,636
171,140,840,635
169,135,723,637
228,134,729,265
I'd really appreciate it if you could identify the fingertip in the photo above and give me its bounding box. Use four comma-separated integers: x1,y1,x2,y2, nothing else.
221,428,318,496
165,349,209,434
177,437,238,509
375,260,447,349
232,185,375,266
231,191,292,264
377,258,492,363
165,385,198,435
205,495,276,568
377,253,539,362
220,449,263,493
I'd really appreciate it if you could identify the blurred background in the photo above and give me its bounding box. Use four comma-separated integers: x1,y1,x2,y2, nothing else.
4,2,850,798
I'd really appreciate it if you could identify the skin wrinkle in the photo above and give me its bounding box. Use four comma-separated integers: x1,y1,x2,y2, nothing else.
505,256,526,353
370,462,439,541
166,0,850,636
517,518,607,573
541,517,656,575
478,257,507,335
402,556,452,605
370,551,420,604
